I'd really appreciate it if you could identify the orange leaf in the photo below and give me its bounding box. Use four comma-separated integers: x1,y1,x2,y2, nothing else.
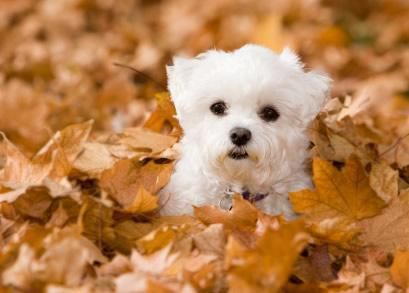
225,221,309,293
125,187,158,213
391,250,409,289
194,196,259,232
289,156,385,245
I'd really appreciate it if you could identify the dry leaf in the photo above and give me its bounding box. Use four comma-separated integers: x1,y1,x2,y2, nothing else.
225,221,309,293
369,161,399,203
359,198,409,252
290,156,385,244
119,128,177,154
194,196,259,232
390,250,409,289
100,158,173,212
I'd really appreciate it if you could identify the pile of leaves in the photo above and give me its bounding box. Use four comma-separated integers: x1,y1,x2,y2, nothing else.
1,0,409,292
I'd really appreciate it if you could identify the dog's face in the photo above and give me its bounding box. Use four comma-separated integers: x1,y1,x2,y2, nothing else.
167,45,330,184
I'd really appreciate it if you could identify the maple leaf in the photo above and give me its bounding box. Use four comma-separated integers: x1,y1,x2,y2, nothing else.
100,158,173,213
119,128,177,155
34,120,94,180
126,187,158,213
194,195,259,232
144,92,182,136
390,250,409,289
359,198,409,252
225,221,309,293
369,161,399,203
0,121,93,202
289,156,386,244
136,216,202,254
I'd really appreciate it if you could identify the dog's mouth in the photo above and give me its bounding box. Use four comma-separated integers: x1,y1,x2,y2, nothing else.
228,148,249,160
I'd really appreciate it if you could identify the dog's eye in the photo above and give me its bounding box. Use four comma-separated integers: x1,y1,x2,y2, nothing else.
210,101,227,116
259,106,280,122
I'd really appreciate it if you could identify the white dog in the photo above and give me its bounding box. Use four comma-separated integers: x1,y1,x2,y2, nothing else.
160,44,330,218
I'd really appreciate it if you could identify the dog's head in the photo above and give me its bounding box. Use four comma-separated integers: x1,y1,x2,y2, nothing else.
166,45,330,184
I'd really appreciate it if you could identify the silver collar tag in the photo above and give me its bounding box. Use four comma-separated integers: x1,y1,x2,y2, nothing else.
219,189,235,210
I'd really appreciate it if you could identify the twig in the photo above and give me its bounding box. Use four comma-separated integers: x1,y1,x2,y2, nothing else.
113,62,167,91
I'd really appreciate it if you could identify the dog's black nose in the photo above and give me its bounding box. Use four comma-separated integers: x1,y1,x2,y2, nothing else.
230,127,252,146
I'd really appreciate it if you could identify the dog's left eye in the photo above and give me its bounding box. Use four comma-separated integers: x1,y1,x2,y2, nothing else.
259,106,280,122
210,101,227,116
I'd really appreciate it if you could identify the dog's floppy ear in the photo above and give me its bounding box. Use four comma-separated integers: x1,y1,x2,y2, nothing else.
280,47,331,124
166,57,197,104
302,70,332,123
279,47,304,72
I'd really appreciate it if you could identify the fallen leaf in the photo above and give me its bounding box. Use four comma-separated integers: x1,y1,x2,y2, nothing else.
290,156,385,244
390,250,409,289
100,158,173,212
119,128,177,154
369,161,399,203
194,195,259,232
125,187,158,213
225,221,309,293
144,92,181,136
34,120,94,180
193,224,226,256
131,244,179,275
359,198,409,252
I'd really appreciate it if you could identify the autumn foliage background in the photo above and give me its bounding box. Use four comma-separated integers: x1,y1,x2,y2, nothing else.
1,0,409,292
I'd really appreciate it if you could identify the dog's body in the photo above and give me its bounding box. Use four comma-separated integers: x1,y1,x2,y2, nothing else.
160,45,330,218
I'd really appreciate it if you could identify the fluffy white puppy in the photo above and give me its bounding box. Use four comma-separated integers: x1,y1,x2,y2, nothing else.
160,44,330,218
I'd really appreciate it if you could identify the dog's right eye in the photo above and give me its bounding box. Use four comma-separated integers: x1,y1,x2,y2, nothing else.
210,102,227,116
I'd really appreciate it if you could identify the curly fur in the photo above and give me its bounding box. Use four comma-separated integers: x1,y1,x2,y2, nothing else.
160,44,331,218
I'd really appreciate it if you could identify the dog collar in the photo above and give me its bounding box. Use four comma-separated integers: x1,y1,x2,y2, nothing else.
219,188,269,210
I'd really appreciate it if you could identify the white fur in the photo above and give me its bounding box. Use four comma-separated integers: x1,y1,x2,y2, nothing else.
160,44,331,218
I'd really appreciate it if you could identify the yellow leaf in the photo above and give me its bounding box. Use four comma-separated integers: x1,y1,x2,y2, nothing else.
100,158,173,212
390,250,409,289
359,198,409,252
119,128,177,155
290,157,385,220
194,195,259,232
225,221,309,293
369,161,399,203
34,120,94,180
144,92,182,136
126,187,158,213
289,156,385,245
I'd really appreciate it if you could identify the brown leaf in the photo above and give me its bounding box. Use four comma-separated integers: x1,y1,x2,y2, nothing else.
14,186,52,220
136,217,201,255
369,161,399,203
194,196,259,232
359,198,409,252
125,186,158,213
290,157,386,244
33,120,94,180
390,250,409,289
0,133,54,201
144,92,181,136
0,121,93,202
225,221,309,293
132,244,179,275
193,224,226,256
100,158,173,212
37,227,107,286
119,128,177,154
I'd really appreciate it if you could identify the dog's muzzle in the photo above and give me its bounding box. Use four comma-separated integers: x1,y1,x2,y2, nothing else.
228,147,248,160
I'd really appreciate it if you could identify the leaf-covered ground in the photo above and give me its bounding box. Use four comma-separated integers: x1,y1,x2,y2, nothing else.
1,0,409,292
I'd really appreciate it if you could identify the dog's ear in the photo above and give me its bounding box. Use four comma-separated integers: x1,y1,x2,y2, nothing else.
166,57,197,104
302,70,332,123
280,47,331,125
279,47,303,71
